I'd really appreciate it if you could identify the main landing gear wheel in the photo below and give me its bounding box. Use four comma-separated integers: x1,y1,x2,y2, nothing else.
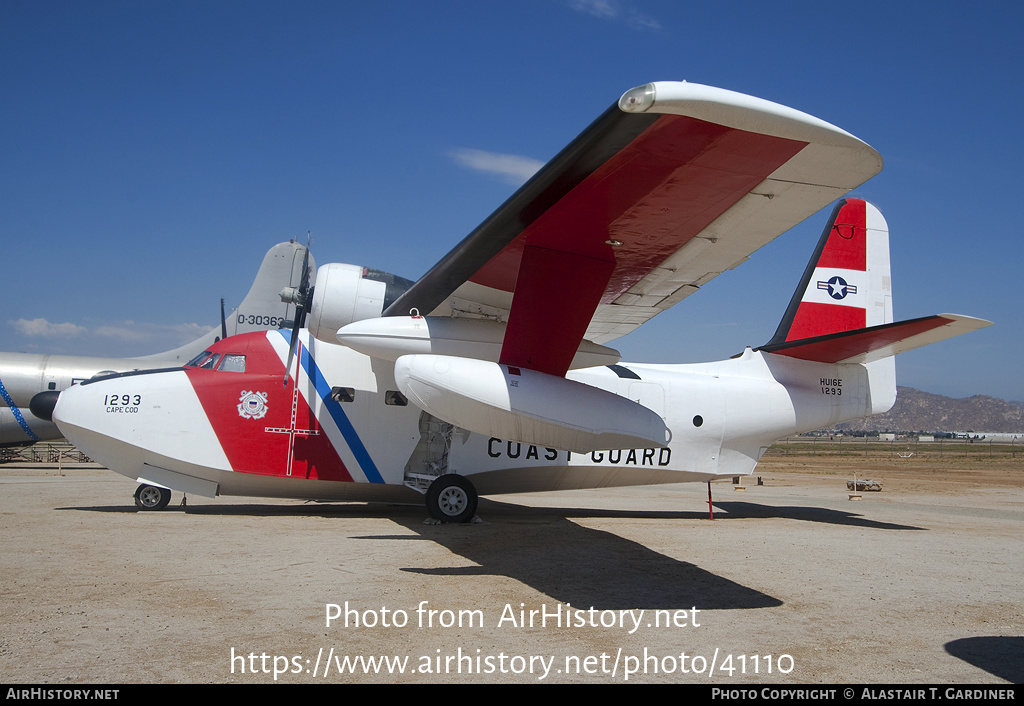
425,474,478,523
134,484,171,511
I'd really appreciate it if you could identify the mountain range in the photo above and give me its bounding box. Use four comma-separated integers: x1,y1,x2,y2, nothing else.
836,387,1024,433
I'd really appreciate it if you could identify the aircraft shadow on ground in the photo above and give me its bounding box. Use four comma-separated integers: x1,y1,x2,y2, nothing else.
711,501,925,531
62,496,925,532
373,498,783,611
74,497,782,611
58,500,425,516
944,636,1023,683
62,494,922,611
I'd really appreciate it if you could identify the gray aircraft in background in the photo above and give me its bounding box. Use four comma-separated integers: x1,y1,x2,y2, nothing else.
0,241,314,446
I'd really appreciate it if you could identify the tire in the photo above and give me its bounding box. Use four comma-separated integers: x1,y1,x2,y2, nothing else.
425,474,478,523
134,484,171,511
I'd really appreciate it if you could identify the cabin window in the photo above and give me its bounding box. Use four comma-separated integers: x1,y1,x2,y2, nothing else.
331,387,355,403
384,391,408,406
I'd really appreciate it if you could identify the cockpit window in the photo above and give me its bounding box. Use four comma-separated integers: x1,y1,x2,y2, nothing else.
197,353,221,370
185,350,245,372
186,350,214,367
219,354,246,373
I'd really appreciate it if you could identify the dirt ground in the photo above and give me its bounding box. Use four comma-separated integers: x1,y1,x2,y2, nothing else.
1,448,1021,684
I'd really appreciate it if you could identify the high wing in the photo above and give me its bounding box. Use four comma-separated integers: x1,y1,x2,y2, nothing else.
384,82,883,377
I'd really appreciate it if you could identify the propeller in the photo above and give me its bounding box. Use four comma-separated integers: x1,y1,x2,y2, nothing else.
280,237,313,388
220,298,227,341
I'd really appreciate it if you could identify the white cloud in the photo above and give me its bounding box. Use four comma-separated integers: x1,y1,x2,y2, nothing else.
9,317,214,357
94,321,212,344
449,148,544,185
9,318,87,338
627,12,661,31
567,0,661,31
569,0,618,19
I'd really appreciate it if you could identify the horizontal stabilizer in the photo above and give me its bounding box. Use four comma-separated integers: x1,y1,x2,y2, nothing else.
758,314,991,364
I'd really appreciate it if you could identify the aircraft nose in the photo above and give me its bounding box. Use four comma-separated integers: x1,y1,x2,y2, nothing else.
51,383,99,443
29,390,61,422
51,368,231,480
51,376,149,481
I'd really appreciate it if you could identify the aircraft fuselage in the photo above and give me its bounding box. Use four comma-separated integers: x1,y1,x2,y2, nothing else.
51,329,892,503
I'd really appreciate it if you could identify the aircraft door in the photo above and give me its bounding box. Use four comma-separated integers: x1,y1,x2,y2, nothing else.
628,382,665,419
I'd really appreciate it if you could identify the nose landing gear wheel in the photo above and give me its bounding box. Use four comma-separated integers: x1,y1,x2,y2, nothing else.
134,484,171,511
425,474,477,523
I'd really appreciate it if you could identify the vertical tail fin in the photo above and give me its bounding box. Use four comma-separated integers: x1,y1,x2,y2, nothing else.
759,199,990,417
139,241,314,363
767,198,892,345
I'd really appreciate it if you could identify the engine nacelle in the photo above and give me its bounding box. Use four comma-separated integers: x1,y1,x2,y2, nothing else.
306,264,412,344
336,316,621,370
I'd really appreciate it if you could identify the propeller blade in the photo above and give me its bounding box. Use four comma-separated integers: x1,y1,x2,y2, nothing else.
283,329,301,388
220,298,227,341
283,237,313,388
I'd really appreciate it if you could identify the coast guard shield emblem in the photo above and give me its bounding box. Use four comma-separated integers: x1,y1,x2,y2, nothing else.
237,390,269,420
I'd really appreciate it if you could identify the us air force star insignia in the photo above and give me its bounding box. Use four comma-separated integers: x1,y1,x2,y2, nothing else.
816,275,858,300
237,390,269,420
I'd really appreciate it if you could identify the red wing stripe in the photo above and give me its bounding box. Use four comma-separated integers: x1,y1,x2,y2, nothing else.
469,114,806,302
383,106,661,318
499,245,614,375
494,114,805,376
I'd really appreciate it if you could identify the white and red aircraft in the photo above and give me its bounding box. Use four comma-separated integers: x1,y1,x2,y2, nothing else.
47,82,989,520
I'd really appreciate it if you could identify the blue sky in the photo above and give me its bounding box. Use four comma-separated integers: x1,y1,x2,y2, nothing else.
2,1,1022,401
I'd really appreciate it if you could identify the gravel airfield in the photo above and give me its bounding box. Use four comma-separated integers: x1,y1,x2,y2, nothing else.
1,447,1021,685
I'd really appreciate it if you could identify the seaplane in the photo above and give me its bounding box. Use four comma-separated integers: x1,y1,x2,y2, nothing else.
44,82,990,521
